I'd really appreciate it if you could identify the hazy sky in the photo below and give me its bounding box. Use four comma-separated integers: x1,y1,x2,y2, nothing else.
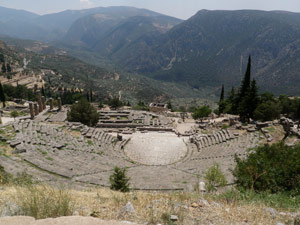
0,0,300,19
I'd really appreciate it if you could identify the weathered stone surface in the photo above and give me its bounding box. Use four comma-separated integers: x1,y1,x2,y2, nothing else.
12,147,26,154
10,140,22,148
0,216,142,225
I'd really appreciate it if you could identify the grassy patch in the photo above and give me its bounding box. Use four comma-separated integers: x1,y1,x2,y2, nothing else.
97,151,103,156
265,127,276,132
87,140,93,146
16,185,75,219
222,124,230,129
37,148,47,156
214,189,300,211
0,125,16,140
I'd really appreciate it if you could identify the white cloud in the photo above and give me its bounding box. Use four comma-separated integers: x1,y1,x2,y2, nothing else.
80,0,93,7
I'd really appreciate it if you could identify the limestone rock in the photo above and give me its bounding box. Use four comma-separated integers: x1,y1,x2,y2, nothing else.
264,207,277,217
170,215,178,221
191,203,198,208
198,199,209,207
199,181,206,192
0,202,23,217
124,202,135,214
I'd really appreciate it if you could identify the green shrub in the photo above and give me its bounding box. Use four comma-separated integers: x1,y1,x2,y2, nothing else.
233,142,300,195
205,163,227,192
109,167,130,192
17,185,74,219
10,111,19,119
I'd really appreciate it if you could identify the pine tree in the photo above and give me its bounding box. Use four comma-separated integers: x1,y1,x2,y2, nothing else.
0,82,6,108
109,167,130,192
218,85,225,114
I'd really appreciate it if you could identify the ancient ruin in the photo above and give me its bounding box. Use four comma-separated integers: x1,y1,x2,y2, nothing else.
2,101,286,190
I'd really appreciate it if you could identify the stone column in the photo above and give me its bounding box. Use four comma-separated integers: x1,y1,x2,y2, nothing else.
36,90,43,113
29,102,34,119
58,97,62,111
41,96,46,110
34,103,39,116
49,98,53,110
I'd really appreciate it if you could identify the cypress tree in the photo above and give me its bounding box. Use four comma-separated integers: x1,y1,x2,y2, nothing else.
6,63,11,73
218,85,225,114
228,87,239,115
239,55,251,99
248,79,259,119
238,55,252,122
41,86,45,97
1,64,6,73
0,82,6,108
0,54,4,63
239,79,259,122
220,85,224,102
297,102,300,128
90,89,93,102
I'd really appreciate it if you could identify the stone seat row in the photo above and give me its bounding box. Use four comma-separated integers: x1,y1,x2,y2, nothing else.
82,127,117,146
192,129,236,150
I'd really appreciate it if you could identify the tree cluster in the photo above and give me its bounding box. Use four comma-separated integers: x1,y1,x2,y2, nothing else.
218,56,300,122
3,84,36,101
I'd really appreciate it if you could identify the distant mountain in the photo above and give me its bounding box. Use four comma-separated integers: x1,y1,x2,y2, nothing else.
1,6,300,96
0,6,181,42
110,10,300,95
0,6,38,23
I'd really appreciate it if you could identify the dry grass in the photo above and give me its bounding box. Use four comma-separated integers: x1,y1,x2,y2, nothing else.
0,185,298,224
